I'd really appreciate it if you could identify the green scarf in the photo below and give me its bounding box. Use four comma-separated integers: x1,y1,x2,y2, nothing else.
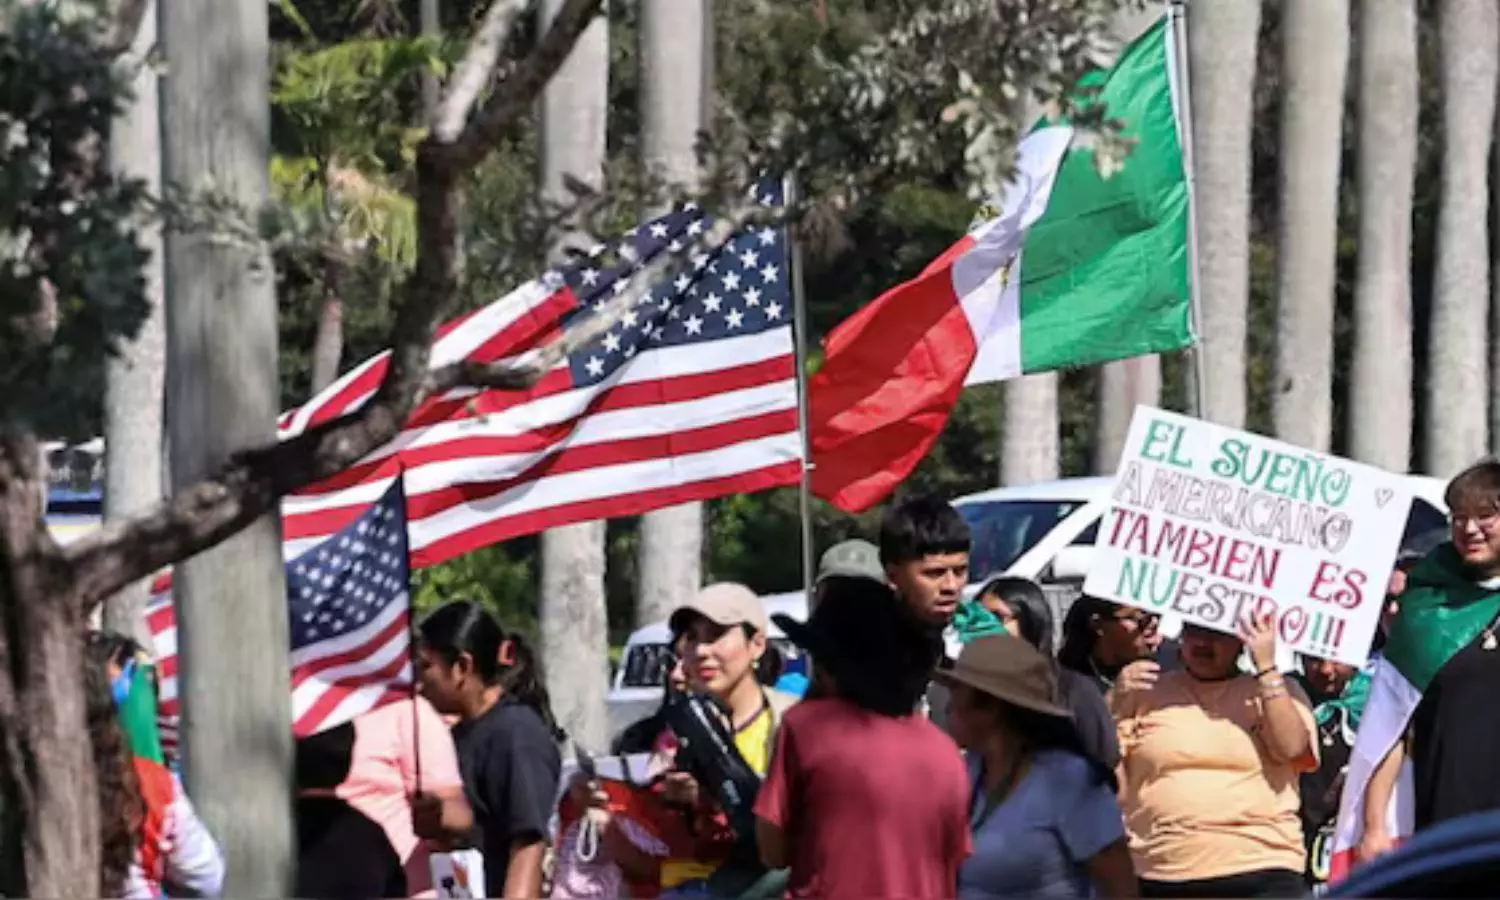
118,663,166,764
1384,542,1500,692
1313,668,1372,732
953,600,1008,645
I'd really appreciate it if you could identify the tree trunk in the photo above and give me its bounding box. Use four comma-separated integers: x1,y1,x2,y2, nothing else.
1002,373,1059,485
1185,0,1261,428
1349,0,1417,471
1094,357,1160,473
1427,0,1497,475
0,437,97,898
420,0,441,120
1093,7,1164,473
636,0,708,626
160,0,295,893
308,258,344,393
538,0,610,751
1271,0,1348,453
102,0,165,647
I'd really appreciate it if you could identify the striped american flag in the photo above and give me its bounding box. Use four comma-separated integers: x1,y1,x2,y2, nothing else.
146,185,802,753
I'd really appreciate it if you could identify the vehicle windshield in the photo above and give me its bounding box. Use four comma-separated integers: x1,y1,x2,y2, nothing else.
958,499,1087,582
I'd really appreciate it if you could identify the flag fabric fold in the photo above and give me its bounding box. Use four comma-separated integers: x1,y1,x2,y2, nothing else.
808,16,1194,512
1328,544,1500,882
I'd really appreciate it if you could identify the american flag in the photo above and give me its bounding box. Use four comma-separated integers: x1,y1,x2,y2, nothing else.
147,184,801,752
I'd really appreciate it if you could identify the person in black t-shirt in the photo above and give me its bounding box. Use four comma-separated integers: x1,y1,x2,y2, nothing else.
1057,595,1174,698
415,602,563,899
1293,654,1361,891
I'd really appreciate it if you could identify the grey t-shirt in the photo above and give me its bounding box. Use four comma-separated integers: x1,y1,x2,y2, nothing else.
958,749,1124,900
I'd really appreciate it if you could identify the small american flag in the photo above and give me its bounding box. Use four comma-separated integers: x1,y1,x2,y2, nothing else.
286,477,414,737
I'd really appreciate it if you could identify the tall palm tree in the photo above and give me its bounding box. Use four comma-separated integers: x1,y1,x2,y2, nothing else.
103,0,164,646
1003,373,1059,484
1426,0,1497,476
161,0,294,890
537,0,611,752
1349,0,1418,471
1271,0,1348,452
635,0,710,625
1186,0,1261,428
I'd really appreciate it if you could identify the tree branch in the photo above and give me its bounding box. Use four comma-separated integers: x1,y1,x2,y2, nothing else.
431,0,529,143
444,0,604,169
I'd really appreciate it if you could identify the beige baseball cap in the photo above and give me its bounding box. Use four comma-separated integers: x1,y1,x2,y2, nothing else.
669,582,769,635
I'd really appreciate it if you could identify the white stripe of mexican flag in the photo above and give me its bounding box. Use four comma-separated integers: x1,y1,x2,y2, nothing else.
1328,655,1419,881
961,13,1193,386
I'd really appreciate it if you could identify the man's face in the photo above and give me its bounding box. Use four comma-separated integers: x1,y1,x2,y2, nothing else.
1451,504,1500,574
886,551,969,624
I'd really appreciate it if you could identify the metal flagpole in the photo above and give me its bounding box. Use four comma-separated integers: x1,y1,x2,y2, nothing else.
1166,0,1210,420
782,172,817,608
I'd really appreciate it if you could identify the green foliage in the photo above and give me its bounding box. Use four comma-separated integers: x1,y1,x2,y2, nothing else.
412,542,538,634
0,4,148,437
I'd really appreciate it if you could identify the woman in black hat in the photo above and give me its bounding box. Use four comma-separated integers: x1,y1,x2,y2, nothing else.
941,633,1137,900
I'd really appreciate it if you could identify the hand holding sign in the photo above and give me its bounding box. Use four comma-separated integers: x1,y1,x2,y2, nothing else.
1238,610,1278,673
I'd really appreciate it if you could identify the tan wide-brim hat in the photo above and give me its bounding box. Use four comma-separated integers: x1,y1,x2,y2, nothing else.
938,632,1072,719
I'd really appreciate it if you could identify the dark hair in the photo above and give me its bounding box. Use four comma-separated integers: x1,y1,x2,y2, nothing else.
757,643,784,685
979,577,1055,652
85,652,141,896
1057,596,1119,674
1446,460,1500,515
879,495,971,566
418,602,565,742
810,579,932,717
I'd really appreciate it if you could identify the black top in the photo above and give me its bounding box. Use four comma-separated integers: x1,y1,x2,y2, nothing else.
1411,631,1500,832
294,722,405,897
452,696,562,896
1057,665,1121,770
1297,694,1355,887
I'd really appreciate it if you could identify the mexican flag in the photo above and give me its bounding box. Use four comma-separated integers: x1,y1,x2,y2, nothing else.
1328,544,1500,881
118,662,167,765
808,14,1195,512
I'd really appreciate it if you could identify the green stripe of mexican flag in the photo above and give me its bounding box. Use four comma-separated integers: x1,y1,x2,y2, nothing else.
963,14,1195,385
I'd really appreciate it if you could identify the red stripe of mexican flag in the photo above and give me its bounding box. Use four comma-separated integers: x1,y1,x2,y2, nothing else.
808,16,1194,512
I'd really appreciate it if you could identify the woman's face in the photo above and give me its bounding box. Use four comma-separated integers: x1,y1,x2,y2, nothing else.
680,614,765,699
1179,625,1243,680
414,644,468,715
945,681,1003,751
980,593,1022,637
1092,605,1161,667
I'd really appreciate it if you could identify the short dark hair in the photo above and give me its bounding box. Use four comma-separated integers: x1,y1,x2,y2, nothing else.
879,495,971,566
1445,460,1500,516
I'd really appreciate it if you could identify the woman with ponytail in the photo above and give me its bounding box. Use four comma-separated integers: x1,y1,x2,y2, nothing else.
415,602,562,899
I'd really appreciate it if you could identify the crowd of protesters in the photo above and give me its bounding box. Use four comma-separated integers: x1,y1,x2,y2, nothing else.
86,459,1500,898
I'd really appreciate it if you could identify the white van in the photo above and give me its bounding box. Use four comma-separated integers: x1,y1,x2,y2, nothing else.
605,590,810,740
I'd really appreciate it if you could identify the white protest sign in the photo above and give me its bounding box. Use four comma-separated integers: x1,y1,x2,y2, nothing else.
1083,407,1414,667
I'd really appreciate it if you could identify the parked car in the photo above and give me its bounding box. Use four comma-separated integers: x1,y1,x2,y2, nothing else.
605,591,809,740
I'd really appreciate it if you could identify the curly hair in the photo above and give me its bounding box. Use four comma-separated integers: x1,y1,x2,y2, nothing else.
86,649,141,895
